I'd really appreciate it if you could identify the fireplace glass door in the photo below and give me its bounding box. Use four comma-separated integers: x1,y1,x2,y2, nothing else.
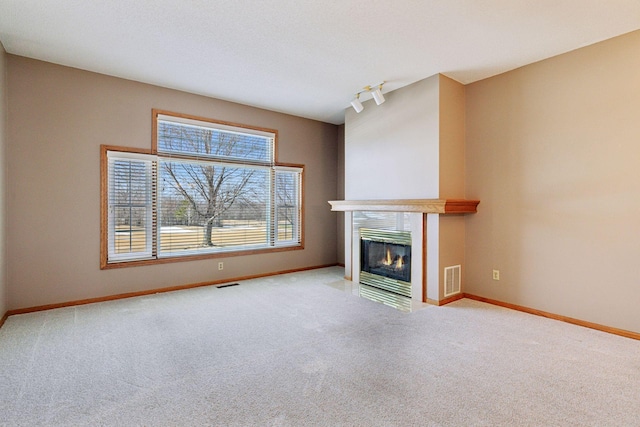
361,239,411,283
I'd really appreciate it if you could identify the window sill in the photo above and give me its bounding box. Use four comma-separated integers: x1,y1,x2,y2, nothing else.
101,243,304,270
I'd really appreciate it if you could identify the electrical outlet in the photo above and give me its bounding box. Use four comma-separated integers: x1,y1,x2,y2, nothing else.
218,262,224,271
492,270,500,280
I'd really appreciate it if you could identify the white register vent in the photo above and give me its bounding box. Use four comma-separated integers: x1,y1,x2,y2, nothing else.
444,265,461,297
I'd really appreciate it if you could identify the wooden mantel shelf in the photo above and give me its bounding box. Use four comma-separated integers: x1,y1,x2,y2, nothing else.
328,199,480,214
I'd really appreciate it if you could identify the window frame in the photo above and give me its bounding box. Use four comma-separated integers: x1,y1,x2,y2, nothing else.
100,110,304,269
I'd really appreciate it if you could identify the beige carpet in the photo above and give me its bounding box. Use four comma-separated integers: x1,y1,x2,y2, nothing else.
0,266,639,426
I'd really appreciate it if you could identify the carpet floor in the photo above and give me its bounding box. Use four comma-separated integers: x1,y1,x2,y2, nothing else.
1,266,639,426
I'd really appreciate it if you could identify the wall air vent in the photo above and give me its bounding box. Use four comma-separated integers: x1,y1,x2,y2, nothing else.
444,265,461,297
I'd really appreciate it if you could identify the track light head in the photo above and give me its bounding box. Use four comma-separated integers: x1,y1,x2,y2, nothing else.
371,85,385,105
351,94,364,113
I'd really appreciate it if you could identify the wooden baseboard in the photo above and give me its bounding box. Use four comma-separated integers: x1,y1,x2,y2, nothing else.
6,263,339,317
0,311,8,329
464,293,640,341
426,293,465,306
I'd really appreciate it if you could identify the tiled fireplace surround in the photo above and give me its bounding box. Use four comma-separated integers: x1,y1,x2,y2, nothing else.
329,199,479,305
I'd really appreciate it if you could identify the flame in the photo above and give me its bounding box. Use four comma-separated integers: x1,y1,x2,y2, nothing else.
383,249,392,265
380,248,406,270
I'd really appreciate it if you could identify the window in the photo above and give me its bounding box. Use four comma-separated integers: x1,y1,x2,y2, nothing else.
106,151,155,262
101,111,303,268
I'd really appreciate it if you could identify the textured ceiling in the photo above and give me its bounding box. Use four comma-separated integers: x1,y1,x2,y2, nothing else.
1,0,639,124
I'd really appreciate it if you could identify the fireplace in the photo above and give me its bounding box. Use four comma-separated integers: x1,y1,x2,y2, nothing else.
360,228,412,298
330,199,479,305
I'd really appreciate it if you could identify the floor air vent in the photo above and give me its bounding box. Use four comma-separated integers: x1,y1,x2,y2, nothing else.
444,265,461,297
217,283,240,289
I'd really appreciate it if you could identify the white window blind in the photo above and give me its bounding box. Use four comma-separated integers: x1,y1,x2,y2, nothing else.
274,166,302,245
107,151,155,262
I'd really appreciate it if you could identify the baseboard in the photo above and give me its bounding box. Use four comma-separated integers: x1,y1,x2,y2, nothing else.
426,293,465,306
6,263,339,317
464,293,640,341
0,311,8,329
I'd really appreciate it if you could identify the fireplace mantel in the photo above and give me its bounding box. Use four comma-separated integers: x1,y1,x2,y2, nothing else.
328,199,479,214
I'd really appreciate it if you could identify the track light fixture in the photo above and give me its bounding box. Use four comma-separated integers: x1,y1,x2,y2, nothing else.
350,81,386,113
371,84,385,105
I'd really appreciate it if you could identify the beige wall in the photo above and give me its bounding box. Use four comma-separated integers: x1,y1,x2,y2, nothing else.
336,124,345,265
438,215,466,296
465,30,640,333
0,43,7,316
439,75,466,198
438,76,466,296
6,56,338,310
